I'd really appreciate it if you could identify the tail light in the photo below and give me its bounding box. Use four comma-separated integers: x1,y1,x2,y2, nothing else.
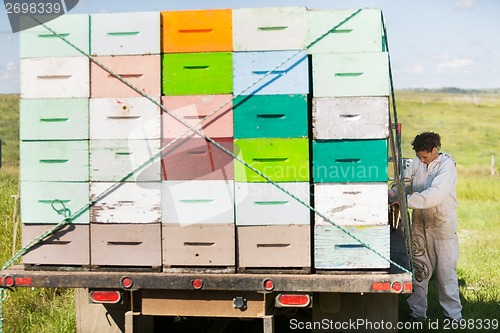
275,293,312,308
89,290,122,304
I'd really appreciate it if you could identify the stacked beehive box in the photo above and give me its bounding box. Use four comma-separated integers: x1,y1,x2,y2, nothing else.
20,14,91,266
232,7,311,270
309,9,391,269
19,7,392,272
160,10,236,270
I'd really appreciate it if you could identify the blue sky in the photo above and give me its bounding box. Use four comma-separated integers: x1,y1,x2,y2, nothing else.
0,0,499,93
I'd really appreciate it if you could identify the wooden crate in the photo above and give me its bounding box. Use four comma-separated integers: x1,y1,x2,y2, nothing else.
233,50,309,96
90,12,160,56
314,224,390,269
90,182,161,223
235,182,310,226
20,141,89,182
307,9,383,54
312,139,388,182
90,139,161,182
22,224,90,266
163,224,235,268
237,225,310,269
20,14,89,58
312,97,389,139
21,181,90,224
233,7,306,51
161,9,232,53
162,180,234,225
90,55,160,98
314,183,388,226
162,52,233,95
233,94,308,139
21,57,89,99
20,98,89,141
312,52,389,97
90,223,161,267
89,97,160,140
234,138,309,182
162,95,233,139
161,137,234,181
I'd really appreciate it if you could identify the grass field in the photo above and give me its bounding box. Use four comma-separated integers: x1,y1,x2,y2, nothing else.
0,91,499,332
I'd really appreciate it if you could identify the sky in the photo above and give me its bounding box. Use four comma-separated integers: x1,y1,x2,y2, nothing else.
0,0,499,94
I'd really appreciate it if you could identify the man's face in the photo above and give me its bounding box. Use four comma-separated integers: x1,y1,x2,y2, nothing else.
416,148,439,165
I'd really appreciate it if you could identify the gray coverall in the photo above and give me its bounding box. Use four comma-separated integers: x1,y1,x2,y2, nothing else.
389,153,463,320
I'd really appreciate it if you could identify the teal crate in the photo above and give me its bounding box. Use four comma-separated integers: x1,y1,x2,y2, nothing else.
233,94,308,138
313,139,387,182
20,98,89,141
21,141,89,182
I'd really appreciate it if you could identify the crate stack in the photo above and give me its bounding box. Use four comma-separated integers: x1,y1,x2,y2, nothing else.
309,9,391,269
88,12,162,269
232,7,311,271
160,9,236,271
19,14,91,266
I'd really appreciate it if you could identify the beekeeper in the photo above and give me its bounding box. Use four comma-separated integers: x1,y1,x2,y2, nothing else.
389,131,462,321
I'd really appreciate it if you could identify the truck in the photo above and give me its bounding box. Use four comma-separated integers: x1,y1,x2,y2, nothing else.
1,7,414,333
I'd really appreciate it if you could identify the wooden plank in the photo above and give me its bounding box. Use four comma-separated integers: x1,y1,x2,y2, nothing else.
90,182,161,223
89,97,160,140
20,14,89,58
237,225,310,268
233,94,308,139
161,137,234,181
162,180,234,224
312,139,388,182
162,224,235,267
233,50,309,96
90,139,161,182
162,52,233,95
162,95,233,139
90,55,160,98
90,223,161,267
235,182,310,226
22,224,89,265
233,7,306,51
20,181,90,224
234,138,309,182
314,183,388,226
20,98,89,141
161,9,232,53
312,52,389,97
314,224,390,269
91,12,160,56
21,57,90,99
312,97,389,139
307,9,383,54
21,141,89,182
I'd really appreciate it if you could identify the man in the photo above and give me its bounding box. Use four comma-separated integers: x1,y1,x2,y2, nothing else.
389,131,463,321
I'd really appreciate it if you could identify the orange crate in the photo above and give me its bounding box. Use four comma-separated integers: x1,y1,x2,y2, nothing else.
161,9,232,53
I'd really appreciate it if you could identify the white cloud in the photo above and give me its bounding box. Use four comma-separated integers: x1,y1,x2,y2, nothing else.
99,7,108,13
454,0,478,10
435,55,474,73
0,61,18,81
405,64,425,75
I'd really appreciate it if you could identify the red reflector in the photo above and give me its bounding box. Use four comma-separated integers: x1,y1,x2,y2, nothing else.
372,282,391,291
121,277,133,289
263,279,274,291
391,282,403,293
4,276,15,287
90,290,121,304
192,279,203,289
404,282,413,292
15,277,33,286
277,294,311,307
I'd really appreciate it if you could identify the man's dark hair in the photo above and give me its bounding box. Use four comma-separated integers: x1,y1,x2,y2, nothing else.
411,132,441,152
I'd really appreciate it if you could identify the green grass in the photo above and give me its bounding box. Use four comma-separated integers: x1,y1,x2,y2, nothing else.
1,92,499,332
